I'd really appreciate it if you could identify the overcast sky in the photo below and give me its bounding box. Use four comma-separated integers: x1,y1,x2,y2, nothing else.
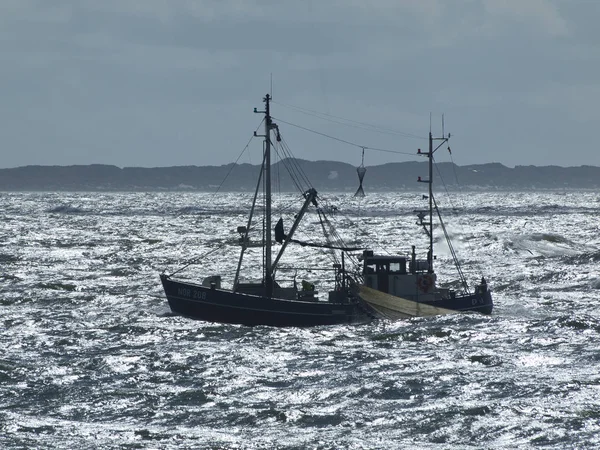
1,0,599,169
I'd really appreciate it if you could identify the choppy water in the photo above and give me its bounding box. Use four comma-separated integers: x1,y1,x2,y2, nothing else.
1,190,600,449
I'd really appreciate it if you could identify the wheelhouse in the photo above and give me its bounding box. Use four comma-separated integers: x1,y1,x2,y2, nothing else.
361,249,436,299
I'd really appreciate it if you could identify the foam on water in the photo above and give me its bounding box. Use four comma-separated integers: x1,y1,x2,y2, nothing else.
1,191,600,448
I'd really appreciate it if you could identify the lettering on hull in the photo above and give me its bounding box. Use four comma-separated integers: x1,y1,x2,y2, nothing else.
177,287,207,300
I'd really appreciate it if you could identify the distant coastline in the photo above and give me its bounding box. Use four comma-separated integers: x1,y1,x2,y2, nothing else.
1,160,599,191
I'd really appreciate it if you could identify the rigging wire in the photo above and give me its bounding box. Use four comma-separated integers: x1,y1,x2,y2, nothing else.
268,136,369,267
317,209,339,266
275,141,281,197
274,193,307,216
315,194,385,258
269,131,358,266
446,152,492,279
432,194,470,295
272,100,425,140
212,118,265,196
448,150,462,194
432,153,487,280
433,156,459,212
280,137,313,189
168,119,265,273
167,243,229,277
272,134,314,193
270,129,379,268
169,108,417,277
276,141,305,190
273,140,305,193
425,156,469,289
272,117,418,157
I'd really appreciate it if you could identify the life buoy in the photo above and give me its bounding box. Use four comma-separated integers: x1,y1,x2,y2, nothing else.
418,274,433,293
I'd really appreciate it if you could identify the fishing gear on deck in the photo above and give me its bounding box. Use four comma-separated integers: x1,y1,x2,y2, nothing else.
354,147,366,197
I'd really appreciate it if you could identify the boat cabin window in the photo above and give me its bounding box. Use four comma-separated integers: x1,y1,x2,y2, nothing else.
365,263,387,274
389,261,407,274
365,258,407,275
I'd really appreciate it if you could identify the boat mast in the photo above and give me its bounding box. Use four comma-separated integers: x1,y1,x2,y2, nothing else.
419,123,449,273
428,130,434,273
256,94,273,296
233,150,266,291
252,94,277,296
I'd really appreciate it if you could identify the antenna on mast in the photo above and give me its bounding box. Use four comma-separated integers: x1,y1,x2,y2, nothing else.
270,73,273,99
442,114,445,138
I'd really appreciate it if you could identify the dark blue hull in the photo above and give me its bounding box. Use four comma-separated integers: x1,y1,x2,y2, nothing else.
160,275,373,327
422,289,493,315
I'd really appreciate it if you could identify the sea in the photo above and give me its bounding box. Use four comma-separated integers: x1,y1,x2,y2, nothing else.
1,190,600,449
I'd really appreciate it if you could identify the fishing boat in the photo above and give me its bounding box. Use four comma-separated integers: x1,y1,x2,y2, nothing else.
160,94,374,327
355,129,493,318
159,94,493,326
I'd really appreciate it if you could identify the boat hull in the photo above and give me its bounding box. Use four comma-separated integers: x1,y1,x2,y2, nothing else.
357,285,493,319
160,275,373,327
421,289,493,315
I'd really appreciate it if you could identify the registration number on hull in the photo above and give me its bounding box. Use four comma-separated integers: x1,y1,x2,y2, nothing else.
177,287,207,300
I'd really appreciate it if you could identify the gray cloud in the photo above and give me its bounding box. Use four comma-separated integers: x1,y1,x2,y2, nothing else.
0,0,598,168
